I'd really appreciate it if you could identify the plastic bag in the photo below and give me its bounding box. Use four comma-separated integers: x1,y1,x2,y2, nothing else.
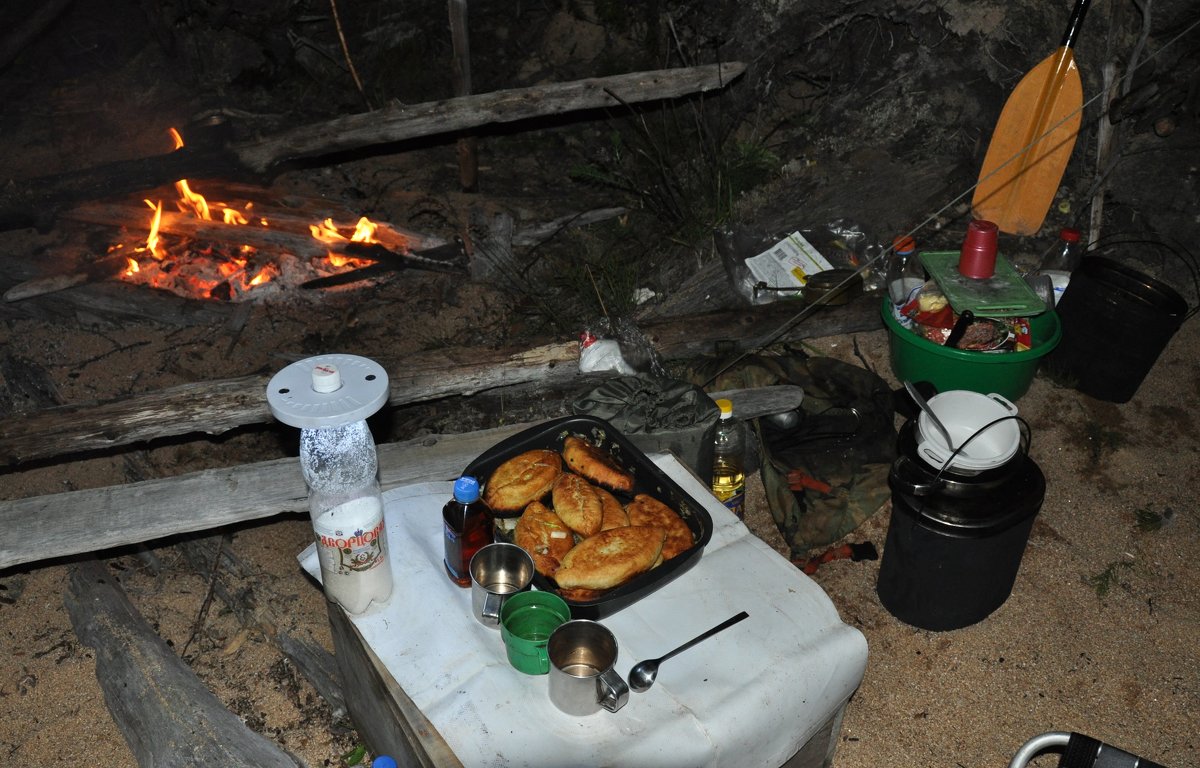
715,221,883,306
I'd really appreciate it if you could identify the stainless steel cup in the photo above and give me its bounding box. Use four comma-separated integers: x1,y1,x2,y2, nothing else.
469,543,533,627
547,620,629,715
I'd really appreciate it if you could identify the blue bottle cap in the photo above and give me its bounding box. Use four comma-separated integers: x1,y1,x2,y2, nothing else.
454,476,480,503
373,757,398,768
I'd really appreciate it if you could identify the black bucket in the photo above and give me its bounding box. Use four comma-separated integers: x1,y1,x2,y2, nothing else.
1045,254,1195,402
876,423,1045,631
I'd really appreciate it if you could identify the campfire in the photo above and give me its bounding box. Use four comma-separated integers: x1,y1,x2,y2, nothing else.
70,128,449,303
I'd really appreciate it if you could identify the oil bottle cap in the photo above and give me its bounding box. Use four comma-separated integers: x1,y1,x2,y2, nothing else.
454,476,481,503
1060,227,1081,243
716,398,733,418
892,235,916,254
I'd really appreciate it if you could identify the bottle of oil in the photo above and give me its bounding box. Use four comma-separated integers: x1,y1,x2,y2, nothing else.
710,399,746,519
443,476,494,587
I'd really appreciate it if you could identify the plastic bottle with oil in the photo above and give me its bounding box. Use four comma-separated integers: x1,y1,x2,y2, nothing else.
710,399,746,519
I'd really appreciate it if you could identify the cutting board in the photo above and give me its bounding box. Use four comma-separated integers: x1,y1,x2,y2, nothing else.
920,250,1046,317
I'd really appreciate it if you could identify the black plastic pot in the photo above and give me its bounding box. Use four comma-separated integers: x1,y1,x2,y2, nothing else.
876,422,1045,631
1045,255,1190,402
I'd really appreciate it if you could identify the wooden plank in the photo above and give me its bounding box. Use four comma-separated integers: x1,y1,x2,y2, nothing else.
0,298,880,466
1,422,530,572
0,343,580,465
233,63,747,173
64,558,306,768
0,63,746,231
0,386,801,571
327,602,462,768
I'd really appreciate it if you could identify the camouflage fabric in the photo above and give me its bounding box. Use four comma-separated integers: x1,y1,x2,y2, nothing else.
571,375,721,474
683,353,896,557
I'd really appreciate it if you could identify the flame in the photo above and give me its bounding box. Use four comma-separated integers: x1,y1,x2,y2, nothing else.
175,179,212,220
309,216,380,245
143,200,165,260
352,217,378,243
308,215,380,269
119,127,386,300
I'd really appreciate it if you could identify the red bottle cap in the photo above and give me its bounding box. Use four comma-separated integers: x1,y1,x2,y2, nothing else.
893,235,916,254
1060,227,1081,243
958,220,999,279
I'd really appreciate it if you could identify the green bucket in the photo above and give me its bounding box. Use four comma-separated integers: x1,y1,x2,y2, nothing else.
881,298,1062,401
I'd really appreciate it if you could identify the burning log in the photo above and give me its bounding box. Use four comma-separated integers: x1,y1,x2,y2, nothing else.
63,201,448,263
0,195,460,303
0,62,746,231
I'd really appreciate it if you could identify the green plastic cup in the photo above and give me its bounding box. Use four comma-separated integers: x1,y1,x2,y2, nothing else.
499,590,571,675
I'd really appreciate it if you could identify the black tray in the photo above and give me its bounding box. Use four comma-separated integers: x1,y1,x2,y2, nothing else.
462,415,714,620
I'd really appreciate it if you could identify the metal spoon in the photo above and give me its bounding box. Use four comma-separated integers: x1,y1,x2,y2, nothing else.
628,611,749,693
904,381,955,452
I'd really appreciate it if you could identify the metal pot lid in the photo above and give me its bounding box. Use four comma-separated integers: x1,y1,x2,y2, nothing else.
890,457,1045,532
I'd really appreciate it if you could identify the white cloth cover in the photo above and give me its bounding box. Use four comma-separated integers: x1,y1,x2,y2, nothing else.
299,454,867,768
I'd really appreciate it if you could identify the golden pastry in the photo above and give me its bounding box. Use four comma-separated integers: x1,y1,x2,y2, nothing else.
561,435,634,493
551,472,604,537
553,525,666,590
483,449,562,513
596,487,630,531
513,501,575,578
625,493,693,561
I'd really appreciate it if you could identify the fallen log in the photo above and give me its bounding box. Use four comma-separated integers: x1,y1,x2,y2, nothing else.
0,62,746,231
64,558,305,768
0,296,880,466
0,386,801,571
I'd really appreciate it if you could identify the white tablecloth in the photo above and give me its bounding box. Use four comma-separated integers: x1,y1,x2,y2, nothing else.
300,454,867,768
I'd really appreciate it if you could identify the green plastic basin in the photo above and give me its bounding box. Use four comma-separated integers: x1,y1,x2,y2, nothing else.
881,298,1062,401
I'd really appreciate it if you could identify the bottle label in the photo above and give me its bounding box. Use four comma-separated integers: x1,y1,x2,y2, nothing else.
720,491,745,519
313,497,388,576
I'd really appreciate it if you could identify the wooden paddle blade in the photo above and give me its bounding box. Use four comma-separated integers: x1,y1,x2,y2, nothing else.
972,47,1083,235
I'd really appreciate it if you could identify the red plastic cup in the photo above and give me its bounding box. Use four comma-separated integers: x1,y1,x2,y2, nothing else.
958,220,998,278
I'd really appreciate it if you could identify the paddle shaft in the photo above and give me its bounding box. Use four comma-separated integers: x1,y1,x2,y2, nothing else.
1060,0,1092,48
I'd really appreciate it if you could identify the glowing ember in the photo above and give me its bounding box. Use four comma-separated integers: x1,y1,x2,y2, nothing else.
111,127,391,301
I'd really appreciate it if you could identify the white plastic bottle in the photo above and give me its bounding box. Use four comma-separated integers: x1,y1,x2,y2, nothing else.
268,354,393,614
710,398,747,519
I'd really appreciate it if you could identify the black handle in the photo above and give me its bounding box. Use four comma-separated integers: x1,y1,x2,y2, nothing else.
1059,732,1168,768
945,310,975,348
1060,0,1093,49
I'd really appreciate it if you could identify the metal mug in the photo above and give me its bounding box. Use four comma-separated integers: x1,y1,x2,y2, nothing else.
469,543,534,628
547,620,629,715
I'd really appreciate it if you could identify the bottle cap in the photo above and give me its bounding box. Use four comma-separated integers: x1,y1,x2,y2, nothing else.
311,362,341,393
892,235,916,254
1060,227,1081,243
715,398,733,418
266,354,389,429
454,476,481,503
373,758,398,768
